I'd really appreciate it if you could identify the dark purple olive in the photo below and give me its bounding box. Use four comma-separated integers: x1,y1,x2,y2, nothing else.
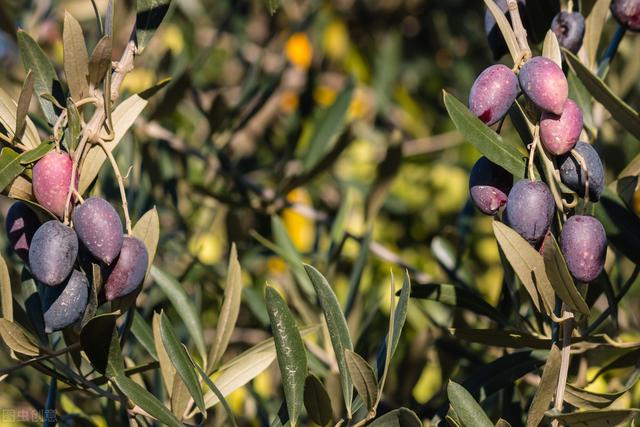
5,202,40,261
29,220,78,286
469,157,513,215
518,56,568,115
611,0,640,31
72,197,123,265
42,269,89,333
558,141,604,201
551,11,586,53
104,236,149,301
469,64,519,126
560,215,606,282
540,99,583,155
505,179,555,246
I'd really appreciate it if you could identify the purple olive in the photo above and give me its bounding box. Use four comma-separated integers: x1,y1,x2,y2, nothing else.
558,141,604,201
42,269,89,333
540,99,583,155
469,64,519,126
518,56,568,115
469,157,513,215
505,179,555,246
5,202,40,261
611,0,640,31
72,197,123,265
32,151,78,218
104,236,149,301
29,220,78,286
551,11,586,53
560,215,607,282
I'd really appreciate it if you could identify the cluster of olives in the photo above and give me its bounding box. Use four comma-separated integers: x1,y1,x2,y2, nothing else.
468,13,609,284
4,151,148,333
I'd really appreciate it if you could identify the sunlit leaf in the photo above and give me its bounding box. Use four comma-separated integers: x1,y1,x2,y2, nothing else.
208,243,243,372
527,344,561,427
132,207,160,277
17,30,62,125
135,0,173,53
266,286,307,426
63,12,89,101
304,264,353,414
0,318,40,356
545,408,640,426
444,91,528,178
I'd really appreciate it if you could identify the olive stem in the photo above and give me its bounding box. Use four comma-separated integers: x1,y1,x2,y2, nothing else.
552,308,573,427
62,31,137,225
570,148,590,201
598,25,626,78
0,342,81,376
96,139,132,235
72,189,84,204
527,126,539,181
507,0,532,61
535,141,565,218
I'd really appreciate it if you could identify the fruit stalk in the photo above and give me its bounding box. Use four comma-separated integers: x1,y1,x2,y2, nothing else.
552,310,573,427
63,32,137,223
506,0,531,61
97,139,132,234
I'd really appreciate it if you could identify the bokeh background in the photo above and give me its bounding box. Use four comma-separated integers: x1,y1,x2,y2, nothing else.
0,0,639,425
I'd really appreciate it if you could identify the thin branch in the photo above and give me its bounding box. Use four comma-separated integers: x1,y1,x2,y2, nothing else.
507,0,531,62
552,307,573,426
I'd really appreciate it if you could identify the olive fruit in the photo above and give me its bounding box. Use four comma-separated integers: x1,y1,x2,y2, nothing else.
504,179,555,246
611,0,640,31
558,141,604,201
518,56,568,115
32,151,77,218
29,220,78,286
469,157,513,215
5,202,39,261
469,64,519,126
104,236,149,301
551,11,586,53
42,270,89,333
560,215,607,282
540,99,583,155
72,197,123,265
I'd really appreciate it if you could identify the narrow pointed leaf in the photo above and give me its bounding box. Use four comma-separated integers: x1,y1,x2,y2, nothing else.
345,350,378,412
0,87,39,149
0,318,40,356
151,266,206,363
0,148,26,192
15,70,34,143
153,312,175,395
135,0,173,53
19,140,54,165
542,30,561,66
444,91,527,178
493,221,554,314
88,36,112,87
0,255,12,321
63,12,89,101
208,243,243,372
112,373,183,427
369,407,422,426
542,234,589,315
80,313,124,377
544,408,640,426
564,49,640,140
447,381,494,427
303,78,354,170
159,312,206,415
131,310,157,360
17,30,61,125
132,208,160,277
527,344,561,427
265,286,307,426
484,0,520,63
304,374,333,427
304,264,353,413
